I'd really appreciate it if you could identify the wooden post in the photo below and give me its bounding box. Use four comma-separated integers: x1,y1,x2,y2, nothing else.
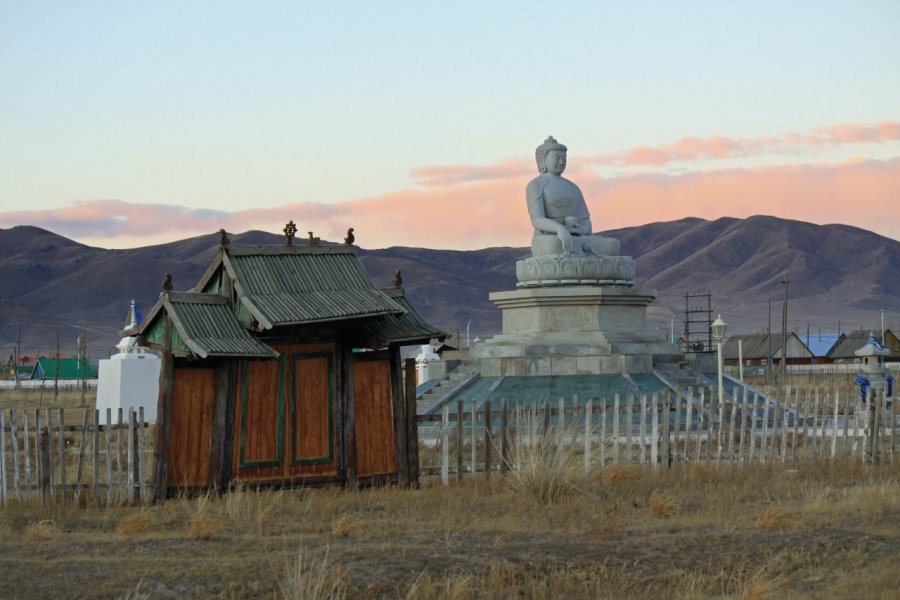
748,391,758,464
557,397,565,448
93,409,100,506
612,394,620,464
105,408,113,506
58,409,66,503
584,398,592,475
11,411,20,502
138,407,146,502
662,391,671,468
456,399,464,481
209,361,236,492
40,427,50,508
791,386,801,462
337,344,357,489
830,387,840,461
500,398,509,476
390,346,409,486
737,390,747,466
74,409,88,505
683,393,693,463
695,387,706,464
153,314,175,502
600,398,607,468
1,410,7,508
542,401,551,441
23,411,31,502
842,384,851,458
780,386,790,463
626,394,634,464
484,399,493,479
514,399,522,470
866,387,879,464
46,409,54,505
34,410,42,506
404,358,419,488
470,402,477,477
728,386,738,462
127,409,136,503
890,386,896,465
441,403,449,486
811,386,820,459
800,386,811,460
651,394,659,470
760,393,770,464
116,408,124,500
673,393,682,464
638,394,647,465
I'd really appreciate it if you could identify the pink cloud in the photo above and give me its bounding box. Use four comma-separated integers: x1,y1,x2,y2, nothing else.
2,158,898,249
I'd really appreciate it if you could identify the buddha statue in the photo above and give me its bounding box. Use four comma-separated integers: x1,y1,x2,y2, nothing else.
527,137,620,258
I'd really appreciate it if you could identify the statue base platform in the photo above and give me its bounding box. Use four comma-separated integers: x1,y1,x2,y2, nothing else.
516,255,635,288
471,285,680,376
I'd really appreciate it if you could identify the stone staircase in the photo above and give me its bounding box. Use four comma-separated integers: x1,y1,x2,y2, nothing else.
416,358,481,414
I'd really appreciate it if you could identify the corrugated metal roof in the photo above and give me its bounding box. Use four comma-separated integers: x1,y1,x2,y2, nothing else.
801,333,841,357
165,292,277,358
828,330,882,359
364,288,447,345
722,334,777,360
224,246,404,327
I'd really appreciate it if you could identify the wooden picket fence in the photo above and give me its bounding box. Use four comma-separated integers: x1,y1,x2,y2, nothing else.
418,384,897,484
0,408,152,508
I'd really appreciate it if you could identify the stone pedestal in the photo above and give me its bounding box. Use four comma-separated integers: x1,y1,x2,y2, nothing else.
471,285,679,376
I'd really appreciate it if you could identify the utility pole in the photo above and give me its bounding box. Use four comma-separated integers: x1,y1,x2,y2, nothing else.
14,321,21,387
767,299,772,383
781,272,789,379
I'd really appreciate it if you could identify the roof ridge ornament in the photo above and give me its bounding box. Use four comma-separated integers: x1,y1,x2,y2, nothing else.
344,228,355,245
308,231,320,247
283,220,297,246
162,273,173,293
218,228,230,249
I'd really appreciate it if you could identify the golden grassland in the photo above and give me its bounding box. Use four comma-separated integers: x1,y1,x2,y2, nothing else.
0,458,897,600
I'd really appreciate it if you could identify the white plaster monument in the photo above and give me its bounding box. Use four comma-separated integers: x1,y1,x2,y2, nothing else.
95,300,160,424
471,137,678,376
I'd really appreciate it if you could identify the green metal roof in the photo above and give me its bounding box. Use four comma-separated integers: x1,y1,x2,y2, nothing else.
222,246,405,328
31,357,94,379
364,288,447,346
141,292,277,359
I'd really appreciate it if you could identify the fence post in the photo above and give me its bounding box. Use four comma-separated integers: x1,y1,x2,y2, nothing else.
683,392,693,463
127,408,136,503
471,402,477,477
626,394,634,464
11,410,20,502
138,407,146,502
500,398,509,477
612,394,620,465
93,409,100,506
456,400,464,481
105,408,113,506
760,392,770,464
662,391,671,468
74,409,89,506
651,393,659,470
0,410,6,508
638,394,647,465
45,409,54,505
599,398,607,468
441,403,449,486
58,409,66,503
830,387,840,461
484,400,493,479
584,398,592,475
34,410,42,507
23,411,31,503
673,392,682,464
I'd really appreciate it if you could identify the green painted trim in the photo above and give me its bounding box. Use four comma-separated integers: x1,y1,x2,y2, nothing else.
290,351,335,466
238,357,285,469
146,315,190,354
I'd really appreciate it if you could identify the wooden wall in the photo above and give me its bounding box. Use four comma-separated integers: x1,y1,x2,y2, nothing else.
167,367,216,487
353,353,396,476
232,343,340,482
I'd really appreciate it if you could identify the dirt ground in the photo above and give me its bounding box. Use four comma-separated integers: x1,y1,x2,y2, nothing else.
0,462,898,599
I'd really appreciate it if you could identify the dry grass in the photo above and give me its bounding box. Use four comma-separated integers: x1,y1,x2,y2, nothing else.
504,421,590,504
0,460,897,598
330,512,360,538
755,506,799,530
275,546,348,600
115,512,156,536
24,518,60,541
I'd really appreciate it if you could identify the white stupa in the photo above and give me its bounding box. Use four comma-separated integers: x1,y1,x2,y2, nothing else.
96,300,160,425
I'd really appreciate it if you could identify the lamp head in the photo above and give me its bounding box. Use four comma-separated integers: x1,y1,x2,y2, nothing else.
711,314,727,341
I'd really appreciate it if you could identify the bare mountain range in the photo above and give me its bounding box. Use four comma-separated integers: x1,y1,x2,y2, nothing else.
1,216,897,359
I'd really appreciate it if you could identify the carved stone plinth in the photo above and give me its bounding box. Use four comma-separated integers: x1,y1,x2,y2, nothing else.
470,286,679,375
516,255,635,288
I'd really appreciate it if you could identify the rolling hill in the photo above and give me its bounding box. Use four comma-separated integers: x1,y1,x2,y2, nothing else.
1,216,897,359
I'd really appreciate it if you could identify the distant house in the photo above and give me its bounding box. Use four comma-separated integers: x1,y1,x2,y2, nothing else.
29,356,95,380
722,333,814,368
827,330,898,364
800,333,842,364
131,231,445,497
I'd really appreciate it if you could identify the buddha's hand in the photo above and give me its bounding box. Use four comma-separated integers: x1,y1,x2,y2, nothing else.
557,227,573,254
564,216,582,234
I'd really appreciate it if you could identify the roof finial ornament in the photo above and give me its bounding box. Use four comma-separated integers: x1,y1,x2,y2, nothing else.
219,228,230,248
393,270,403,287
283,220,297,246
344,228,355,245
308,231,320,247
162,273,173,293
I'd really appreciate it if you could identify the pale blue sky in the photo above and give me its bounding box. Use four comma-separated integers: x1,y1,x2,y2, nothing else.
1,1,898,247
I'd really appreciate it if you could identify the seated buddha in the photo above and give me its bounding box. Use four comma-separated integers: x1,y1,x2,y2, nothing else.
526,136,620,258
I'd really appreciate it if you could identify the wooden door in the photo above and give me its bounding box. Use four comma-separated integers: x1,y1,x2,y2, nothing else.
353,352,396,476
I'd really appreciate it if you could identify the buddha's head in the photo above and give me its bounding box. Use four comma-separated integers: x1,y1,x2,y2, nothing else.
535,136,567,174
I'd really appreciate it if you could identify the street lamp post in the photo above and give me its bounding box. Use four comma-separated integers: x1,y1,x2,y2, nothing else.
466,319,473,351
711,314,728,467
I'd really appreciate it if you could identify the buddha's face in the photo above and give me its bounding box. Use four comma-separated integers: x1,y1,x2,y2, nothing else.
544,150,566,175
